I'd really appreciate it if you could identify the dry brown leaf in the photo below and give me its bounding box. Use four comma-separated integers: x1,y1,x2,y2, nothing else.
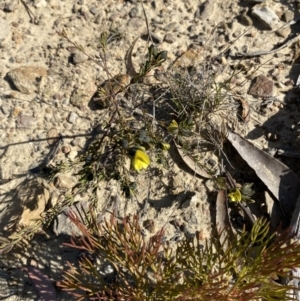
239,98,250,122
227,130,300,218
174,141,212,179
125,37,139,77
216,190,234,246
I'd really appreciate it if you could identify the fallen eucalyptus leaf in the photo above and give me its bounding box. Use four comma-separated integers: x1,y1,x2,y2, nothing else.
174,141,212,179
125,37,139,78
216,190,234,246
227,130,300,218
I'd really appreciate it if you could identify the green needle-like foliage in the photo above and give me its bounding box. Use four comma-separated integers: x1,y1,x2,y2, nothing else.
59,210,300,301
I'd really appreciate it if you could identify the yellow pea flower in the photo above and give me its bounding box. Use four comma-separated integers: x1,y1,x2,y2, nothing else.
228,188,242,203
167,120,178,133
131,149,150,172
161,142,170,150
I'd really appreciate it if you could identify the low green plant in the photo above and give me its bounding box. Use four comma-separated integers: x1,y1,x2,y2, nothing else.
59,208,300,301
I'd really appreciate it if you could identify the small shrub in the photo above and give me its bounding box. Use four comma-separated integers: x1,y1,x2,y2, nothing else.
59,208,300,301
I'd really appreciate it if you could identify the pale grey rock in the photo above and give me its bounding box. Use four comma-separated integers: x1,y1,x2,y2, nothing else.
276,26,291,39
282,10,294,23
251,6,280,29
19,185,49,227
7,66,47,94
149,31,161,44
129,7,138,18
0,18,10,46
61,98,70,106
72,51,88,64
89,6,97,15
195,0,215,20
52,201,88,236
67,111,78,124
164,33,175,44
127,17,145,33
16,115,36,128
70,82,97,108
1,0,19,12
164,22,177,32
152,16,163,24
54,175,76,190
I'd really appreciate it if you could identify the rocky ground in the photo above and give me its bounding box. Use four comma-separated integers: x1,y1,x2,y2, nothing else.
1,0,300,300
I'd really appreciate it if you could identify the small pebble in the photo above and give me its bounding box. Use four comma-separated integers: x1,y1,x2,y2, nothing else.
12,106,22,117
248,75,274,97
67,150,78,161
284,79,294,86
2,0,19,12
149,32,161,44
188,25,197,33
251,6,280,29
164,33,175,44
45,107,52,114
233,30,241,38
276,27,291,39
17,115,36,128
282,10,294,23
61,145,71,154
71,137,81,146
164,22,177,32
68,112,78,124
195,0,215,20
129,8,138,18
54,175,76,190
89,6,97,15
